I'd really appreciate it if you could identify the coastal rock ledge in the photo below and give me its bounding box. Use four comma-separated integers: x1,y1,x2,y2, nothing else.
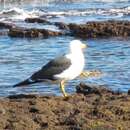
1,20,130,38
0,83,130,130
8,26,63,38
68,20,130,38
23,19,130,38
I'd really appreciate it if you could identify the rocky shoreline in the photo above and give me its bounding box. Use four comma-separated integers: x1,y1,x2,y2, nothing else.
0,83,130,130
0,19,130,38
1,17,130,130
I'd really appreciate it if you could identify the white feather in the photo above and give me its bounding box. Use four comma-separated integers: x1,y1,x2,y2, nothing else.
54,40,85,80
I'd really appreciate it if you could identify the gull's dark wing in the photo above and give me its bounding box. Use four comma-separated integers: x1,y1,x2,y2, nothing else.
13,56,71,87
31,56,71,81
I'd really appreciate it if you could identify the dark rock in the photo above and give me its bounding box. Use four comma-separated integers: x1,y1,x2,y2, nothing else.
29,107,39,113
55,22,69,30
76,82,112,95
40,122,48,128
25,18,50,24
8,94,37,99
3,20,130,38
28,100,36,105
68,20,130,38
0,22,14,29
8,26,63,38
128,89,130,95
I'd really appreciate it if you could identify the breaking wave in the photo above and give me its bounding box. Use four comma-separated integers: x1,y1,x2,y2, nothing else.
0,6,130,21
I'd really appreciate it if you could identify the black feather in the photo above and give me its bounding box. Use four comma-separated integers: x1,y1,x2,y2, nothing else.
13,56,71,87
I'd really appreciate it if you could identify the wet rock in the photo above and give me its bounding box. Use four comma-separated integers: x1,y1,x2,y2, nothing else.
8,94,37,99
55,22,69,30
68,20,130,38
25,18,50,24
0,22,14,29
128,89,130,95
76,82,112,95
8,26,63,38
2,20,130,38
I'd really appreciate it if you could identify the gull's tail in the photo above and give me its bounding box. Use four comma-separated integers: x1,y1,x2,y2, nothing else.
13,78,37,87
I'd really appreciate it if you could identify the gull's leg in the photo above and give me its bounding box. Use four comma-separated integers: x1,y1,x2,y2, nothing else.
60,80,67,97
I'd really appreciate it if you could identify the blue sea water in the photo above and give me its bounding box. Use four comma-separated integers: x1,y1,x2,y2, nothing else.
0,0,130,96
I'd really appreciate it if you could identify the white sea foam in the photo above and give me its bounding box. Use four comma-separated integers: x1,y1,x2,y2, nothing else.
0,6,130,21
0,7,41,20
43,6,130,17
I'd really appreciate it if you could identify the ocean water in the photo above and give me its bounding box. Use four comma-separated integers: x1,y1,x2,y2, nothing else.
0,0,130,23
0,0,130,96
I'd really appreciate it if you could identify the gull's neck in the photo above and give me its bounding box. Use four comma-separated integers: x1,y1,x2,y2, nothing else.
70,48,83,55
66,48,84,60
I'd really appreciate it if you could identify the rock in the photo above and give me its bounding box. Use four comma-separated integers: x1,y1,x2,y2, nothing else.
55,22,69,30
2,20,130,38
128,89,130,95
0,84,129,130
8,94,37,99
1,20,130,38
8,26,63,38
76,82,113,95
29,107,39,113
0,22,14,29
25,18,50,24
68,20,130,38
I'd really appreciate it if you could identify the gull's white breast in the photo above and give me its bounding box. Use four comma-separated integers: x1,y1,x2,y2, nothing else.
54,52,85,80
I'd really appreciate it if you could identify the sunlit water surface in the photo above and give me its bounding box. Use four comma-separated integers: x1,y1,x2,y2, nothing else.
0,36,130,96
0,0,130,96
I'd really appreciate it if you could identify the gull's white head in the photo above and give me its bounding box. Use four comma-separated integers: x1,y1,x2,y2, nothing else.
69,40,87,53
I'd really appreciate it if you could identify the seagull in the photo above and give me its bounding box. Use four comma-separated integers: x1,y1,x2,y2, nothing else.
13,40,87,97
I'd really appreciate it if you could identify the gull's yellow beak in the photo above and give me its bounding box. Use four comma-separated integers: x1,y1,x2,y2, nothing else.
81,43,87,49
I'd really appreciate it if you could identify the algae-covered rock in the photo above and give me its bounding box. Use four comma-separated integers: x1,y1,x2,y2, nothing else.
68,20,130,38
25,18,50,24
8,26,63,38
0,83,129,130
0,22,14,29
